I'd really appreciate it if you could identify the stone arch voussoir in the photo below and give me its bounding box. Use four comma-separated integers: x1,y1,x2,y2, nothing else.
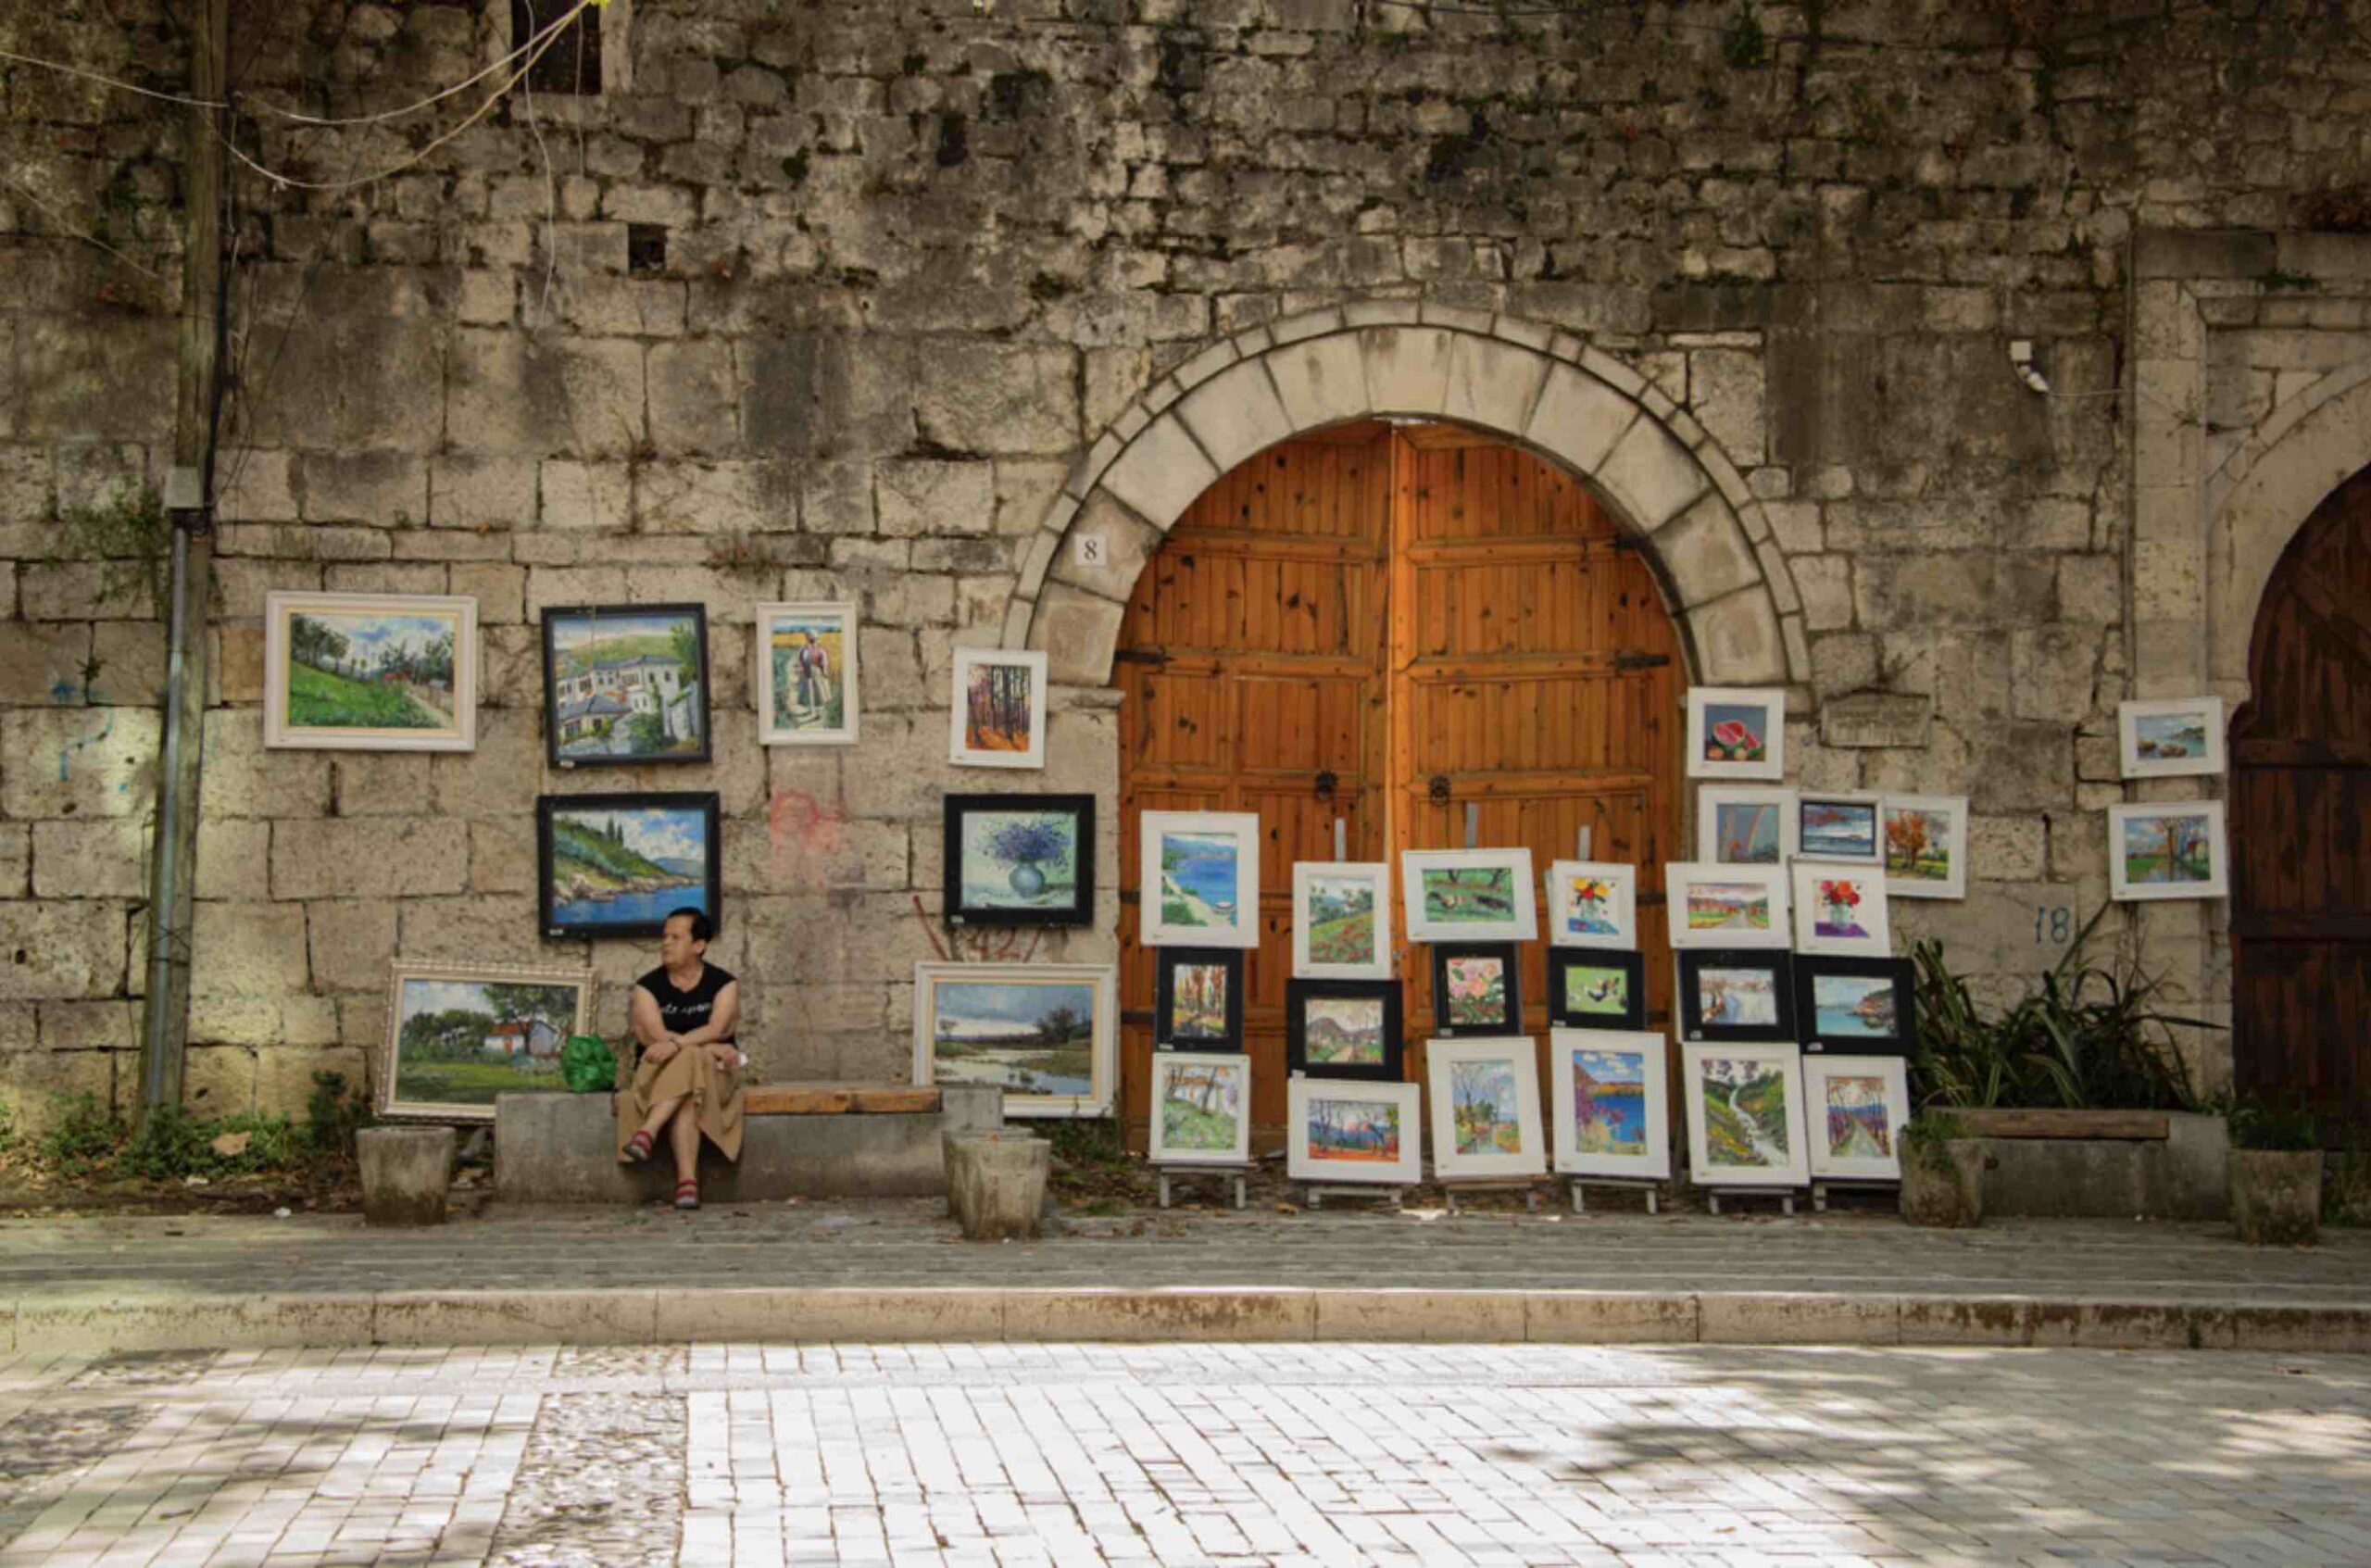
1008,309,1806,692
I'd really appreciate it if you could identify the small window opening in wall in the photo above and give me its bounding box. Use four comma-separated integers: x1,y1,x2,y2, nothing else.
514,0,601,94
627,224,667,276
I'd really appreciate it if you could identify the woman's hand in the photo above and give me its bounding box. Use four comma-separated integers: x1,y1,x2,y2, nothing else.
645,1036,682,1064
706,1043,740,1072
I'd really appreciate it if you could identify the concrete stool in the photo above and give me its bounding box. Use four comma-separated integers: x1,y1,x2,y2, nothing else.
943,1130,1049,1241
358,1125,458,1227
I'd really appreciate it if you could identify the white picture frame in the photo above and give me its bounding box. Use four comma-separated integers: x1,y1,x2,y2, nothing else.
1286,1077,1423,1185
755,601,859,746
1549,1027,1672,1181
1795,793,1884,865
1695,786,1799,866
1542,860,1638,949
1291,861,1394,980
1140,810,1262,948
1682,1041,1810,1188
1147,1051,1253,1166
264,591,478,752
1880,794,1969,900
2118,697,2227,779
910,961,1117,1118
948,647,1048,769
1801,1054,1911,1182
1400,847,1539,942
1425,1036,1548,1180
1663,862,1790,949
1686,686,1786,781
2108,800,2231,901
1790,859,1893,958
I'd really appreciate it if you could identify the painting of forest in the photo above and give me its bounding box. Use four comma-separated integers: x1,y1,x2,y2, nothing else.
388,975,580,1109
283,608,458,732
1166,962,1230,1039
1159,1061,1243,1153
1304,1096,1401,1162
965,660,1036,754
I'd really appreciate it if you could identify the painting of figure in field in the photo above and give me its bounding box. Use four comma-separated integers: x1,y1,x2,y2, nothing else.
549,610,706,760
770,619,846,734
283,608,458,732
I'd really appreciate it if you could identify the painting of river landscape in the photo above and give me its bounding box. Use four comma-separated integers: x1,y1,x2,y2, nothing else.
1684,1044,1807,1185
265,592,475,751
927,978,1098,1098
537,793,719,939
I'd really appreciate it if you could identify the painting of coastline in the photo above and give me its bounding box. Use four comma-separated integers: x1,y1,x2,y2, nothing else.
1154,1057,1246,1160
1800,799,1878,860
1564,964,1630,1020
1813,973,1897,1039
1160,832,1240,929
383,970,589,1119
930,978,1098,1098
759,603,854,744
1824,1074,1894,1160
1305,1095,1401,1162
1423,865,1515,926
1698,967,1779,1028
1571,1047,1648,1158
1687,882,1773,933
1712,800,1784,863
1451,1058,1524,1155
539,796,716,937
546,608,707,763
267,593,475,751
1698,1055,1790,1168
960,809,1081,912
1303,873,1376,966
1302,996,1386,1066
2133,711,2209,762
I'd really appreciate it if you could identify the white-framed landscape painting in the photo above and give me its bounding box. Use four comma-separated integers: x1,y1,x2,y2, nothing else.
1802,1054,1910,1181
1401,847,1538,941
911,961,1116,1118
1663,862,1789,949
757,601,859,746
1682,1041,1810,1188
950,648,1048,768
1424,1036,1547,1180
1549,1027,1671,1181
1797,794,1883,865
1881,794,1967,900
1286,1078,1422,1185
2108,801,2230,901
2118,696,2225,779
1291,861,1392,980
1140,810,1261,948
1686,686,1785,781
1148,1052,1251,1166
1543,859,1637,948
264,591,476,752
1697,786,1797,865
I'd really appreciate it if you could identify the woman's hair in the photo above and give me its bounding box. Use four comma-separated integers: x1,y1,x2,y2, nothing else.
665,908,714,944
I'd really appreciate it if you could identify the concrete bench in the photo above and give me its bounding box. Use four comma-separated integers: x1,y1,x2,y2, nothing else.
1950,1109,2228,1221
493,1085,1004,1205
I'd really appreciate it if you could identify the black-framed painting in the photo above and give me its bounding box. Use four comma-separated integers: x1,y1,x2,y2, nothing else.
1792,955,1916,1055
1547,947,1648,1031
1675,947,1798,1045
1284,978,1404,1083
1153,947,1245,1051
1429,941,1524,1037
542,603,711,768
536,791,721,940
943,794,1095,927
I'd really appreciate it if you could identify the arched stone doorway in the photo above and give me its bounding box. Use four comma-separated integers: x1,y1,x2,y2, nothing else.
2230,463,2371,1134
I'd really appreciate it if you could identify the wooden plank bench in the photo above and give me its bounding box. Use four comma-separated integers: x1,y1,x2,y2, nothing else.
743,1086,943,1117
1950,1109,2171,1141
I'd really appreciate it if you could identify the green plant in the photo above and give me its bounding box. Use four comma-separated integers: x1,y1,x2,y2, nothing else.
1720,4,1767,68
41,1093,128,1176
305,1071,373,1159
52,483,170,608
2324,1143,2370,1225
121,1102,210,1180
1910,911,2214,1112
2228,1099,2319,1153
1901,1110,1967,1172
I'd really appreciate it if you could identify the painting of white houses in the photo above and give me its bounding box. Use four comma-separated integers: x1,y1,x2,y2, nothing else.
482,1016,563,1060
542,607,711,766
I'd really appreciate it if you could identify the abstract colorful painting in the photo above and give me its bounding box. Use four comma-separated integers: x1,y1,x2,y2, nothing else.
1543,859,1637,948
265,592,477,752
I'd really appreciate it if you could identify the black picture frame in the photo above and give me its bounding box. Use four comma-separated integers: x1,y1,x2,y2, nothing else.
541,603,713,769
1429,941,1524,1036
942,793,1096,927
1153,947,1245,1050
1675,947,1798,1044
536,790,722,940
1285,979,1404,1082
1547,947,1648,1030
1792,955,1917,1055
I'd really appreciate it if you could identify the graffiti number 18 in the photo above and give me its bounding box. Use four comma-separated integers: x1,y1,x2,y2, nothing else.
2034,906,2073,946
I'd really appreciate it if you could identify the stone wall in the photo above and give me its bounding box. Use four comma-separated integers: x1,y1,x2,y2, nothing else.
6,0,2371,1117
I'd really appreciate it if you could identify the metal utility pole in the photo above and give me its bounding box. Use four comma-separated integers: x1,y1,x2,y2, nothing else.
141,0,231,1115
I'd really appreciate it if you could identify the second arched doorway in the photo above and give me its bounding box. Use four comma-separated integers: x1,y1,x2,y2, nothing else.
1113,421,1687,1148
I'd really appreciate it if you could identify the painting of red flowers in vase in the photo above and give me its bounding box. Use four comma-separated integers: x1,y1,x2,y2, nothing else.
1813,879,1870,941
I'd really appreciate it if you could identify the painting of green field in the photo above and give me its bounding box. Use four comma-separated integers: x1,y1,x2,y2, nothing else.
1422,866,1516,925
283,609,458,731
389,975,579,1109
1302,874,1376,965
1158,1061,1243,1154
2122,812,2214,884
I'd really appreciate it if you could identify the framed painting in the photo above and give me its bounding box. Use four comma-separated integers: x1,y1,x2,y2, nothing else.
1140,810,1261,948
1425,1036,1547,1179
1790,860,1892,958
1802,1054,1911,1181
1400,847,1538,941
536,792,720,941
756,601,859,746
1675,948,1797,1045
380,961,593,1122
1549,1027,1672,1181
263,591,477,752
1429,942,1524,1036
1682,1042,1810,1187
1291,861,1393,980
1284,979,1403,1083
1792,956,1917,1055
1686,686,1785,781
949,648,1048,769
1796,794,1883,865
1696,787,1797,866
1881,794,1968,900
1286,1078,1422,1185
1148,1052,1252,1165
943,794,1095,927
2118,697,2226,779
2108,801,2230,901
1663,862,1790,950
1548,948,1648,1031
911,961,1116,1118
1542,859,1637,948
543,604,710,768
1154,947,1245,1051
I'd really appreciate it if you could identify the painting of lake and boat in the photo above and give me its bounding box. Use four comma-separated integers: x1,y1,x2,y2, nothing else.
1160,834,1239,928
538,795,718,938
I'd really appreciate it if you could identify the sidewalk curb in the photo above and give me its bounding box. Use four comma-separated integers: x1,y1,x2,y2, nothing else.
14,1288,2369,1354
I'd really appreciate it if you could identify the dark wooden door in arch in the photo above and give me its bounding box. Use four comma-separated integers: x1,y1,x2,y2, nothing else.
2231,463,2371,1136
1114,420,1687,1148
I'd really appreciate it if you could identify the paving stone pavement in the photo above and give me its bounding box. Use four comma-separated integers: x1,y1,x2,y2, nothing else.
0,1340,2365,1566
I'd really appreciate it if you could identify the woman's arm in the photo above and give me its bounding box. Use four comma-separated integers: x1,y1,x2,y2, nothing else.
628,985,680,1061
672,981,740,1048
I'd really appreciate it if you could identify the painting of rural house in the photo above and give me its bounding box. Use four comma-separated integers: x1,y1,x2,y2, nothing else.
545,608,709,763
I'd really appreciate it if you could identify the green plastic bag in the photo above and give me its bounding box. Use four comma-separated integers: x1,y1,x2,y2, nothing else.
560,1035,618,1093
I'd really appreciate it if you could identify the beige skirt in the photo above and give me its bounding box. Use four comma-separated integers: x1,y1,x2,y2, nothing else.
615,1045,744,1162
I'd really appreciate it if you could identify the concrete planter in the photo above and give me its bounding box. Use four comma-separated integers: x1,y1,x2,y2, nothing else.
1962,1110,2229,1221
944,1131,1049,1241
1900,1141,1985,1228
358,1126,457,1227
2229,1148,2322,1247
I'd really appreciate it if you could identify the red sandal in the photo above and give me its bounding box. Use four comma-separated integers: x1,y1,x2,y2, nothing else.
673,1180,700,1211
621,1129,656,1164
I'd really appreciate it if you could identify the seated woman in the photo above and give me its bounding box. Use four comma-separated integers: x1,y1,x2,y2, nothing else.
616,907,744,1210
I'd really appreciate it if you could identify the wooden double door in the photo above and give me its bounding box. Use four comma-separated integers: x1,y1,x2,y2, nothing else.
2233,464,2371,1136
1114,422,1686,1146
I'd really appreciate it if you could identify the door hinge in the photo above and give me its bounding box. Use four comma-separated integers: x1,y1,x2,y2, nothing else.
1111,648,1168,667
1612,651,1672,671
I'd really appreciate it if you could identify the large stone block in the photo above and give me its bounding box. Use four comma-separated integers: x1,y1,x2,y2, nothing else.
1648,493,1759,609
1028,584,1128,685
540,459,633,530
0,825,27,898
88,622,165,707
31,820,149,899
430,456,538,530
876,459,995,539
1686,585,1787,685
447,330,646,458
191,902,310,1000
271,819,470,899
1687,347,1766,465
1594,414,1710,533
307,900,399,993
0,622,92,705
1096,415,1218,533
194,820,270,900
299,452,428,525
1359,326,1453,415
1263,332,1370,431
1525,364,1637,479
741,333,917,460
0,1049,119,1127
196,711,333,820
0,900,128,999
1176,359,1297,474
1,707,161,820
1442,333,1550,436
911,344,1079,455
